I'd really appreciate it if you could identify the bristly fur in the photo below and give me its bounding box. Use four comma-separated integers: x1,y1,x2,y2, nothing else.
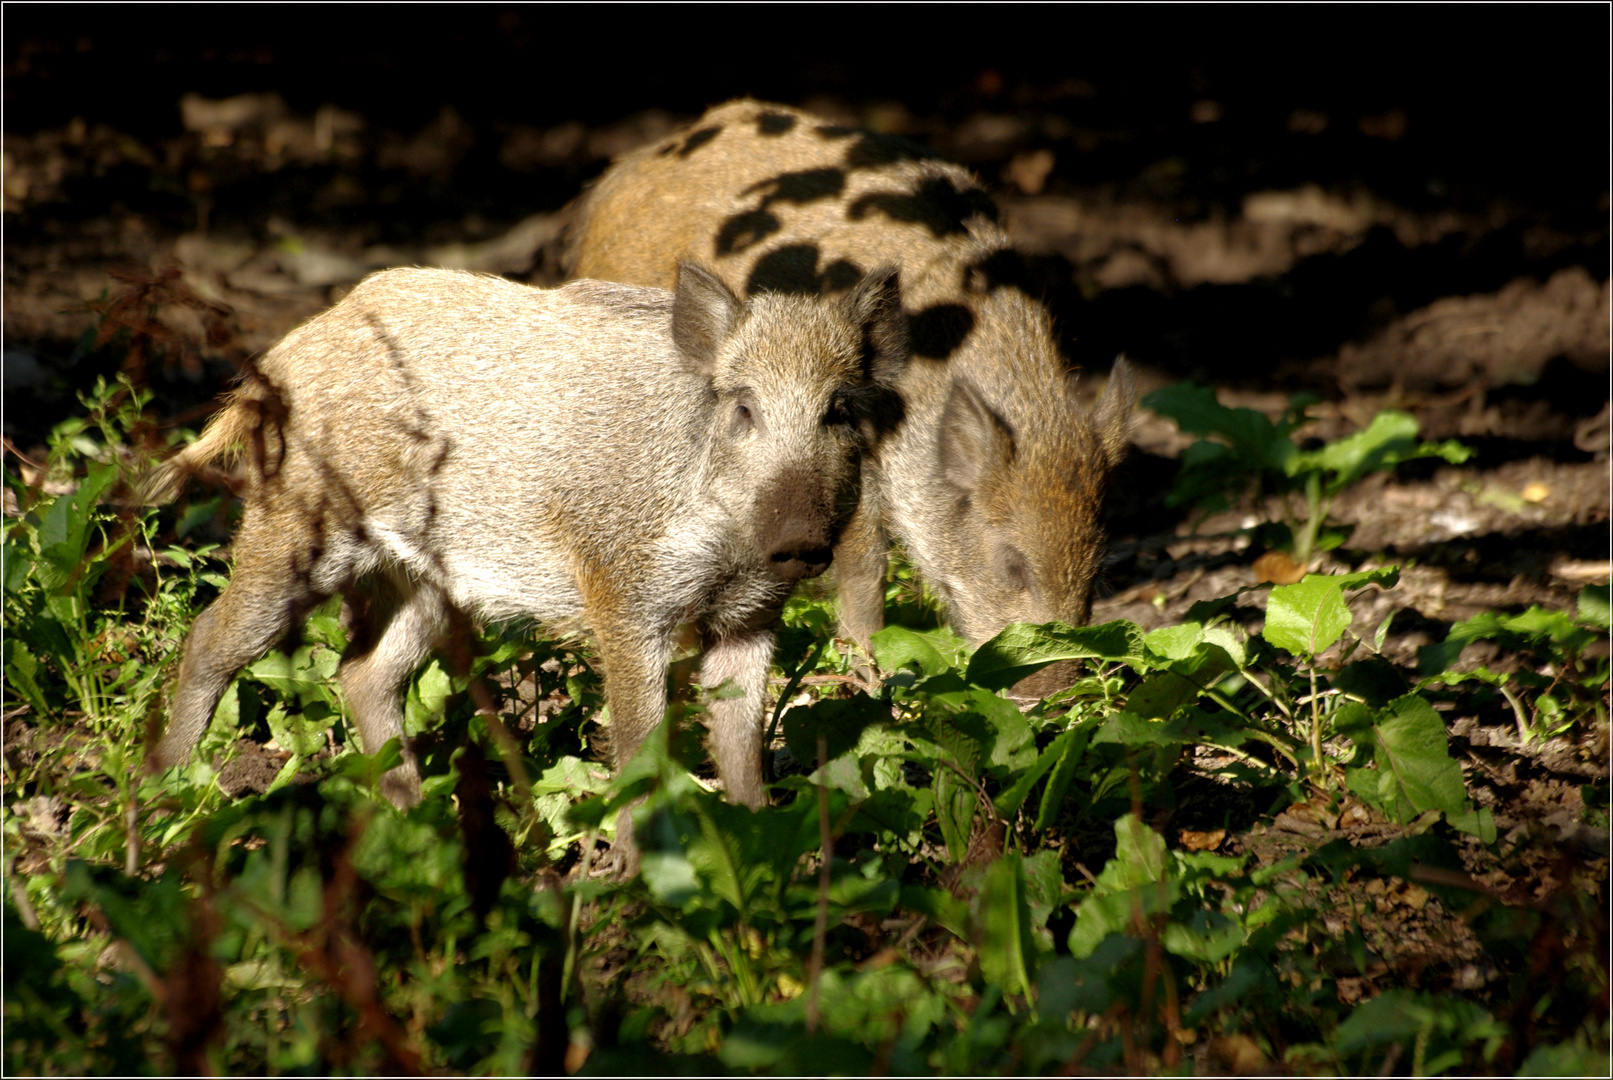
147,263,909,871
566,99,1137,669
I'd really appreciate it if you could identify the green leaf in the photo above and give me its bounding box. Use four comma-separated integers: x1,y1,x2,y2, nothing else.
404,659,454,736
780,692,888,771
1262,568,1400,657
966,620,1145,690
1067,814,1172,958
933,767,977,864
993,729,1074,820
975,853,1035,997
900,884,970,937
870,625,965,678
1419,603,1595,676
1578,584,1610,630
3,540,33,596
1291,410,1472,494
33,463,121,594
1342,694,1467,822
1035,722,1092,831
1446,806,1497,844
1144,384,1295,473
3,637,50,715
1160,907,1244,963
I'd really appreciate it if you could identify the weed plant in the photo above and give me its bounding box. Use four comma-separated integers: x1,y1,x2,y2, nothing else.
4,378,1608,1075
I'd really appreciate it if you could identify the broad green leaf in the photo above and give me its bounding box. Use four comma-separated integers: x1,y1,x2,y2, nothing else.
849,786,932,846
2,540,32,595
933,767,976,863
3,637,50,715
1446,806,1497,844
870,625,964,678
1419,603,1595,676
780,692,888,771
975,853,1035,997
1093,710,1190,747
404,659,454,736
33,463,121,594
1160,907,1244,963
1145,621,1245,669
900,884,970,937
993,729,1074,820
1035,721,1092,831
1342,694,1467,822
1263,567,1400,657
1067,814,1172,958
1578,584,1610,630
1126,671,1205,721
1019,848,1065,934
1291,410,1472,494
1144,384,1295,473
967,620,1145,690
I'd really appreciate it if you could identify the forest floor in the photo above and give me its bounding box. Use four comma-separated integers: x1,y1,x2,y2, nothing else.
4,81,1609,1048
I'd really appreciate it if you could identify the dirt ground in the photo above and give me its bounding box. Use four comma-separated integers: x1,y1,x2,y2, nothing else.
4,11,1608,1022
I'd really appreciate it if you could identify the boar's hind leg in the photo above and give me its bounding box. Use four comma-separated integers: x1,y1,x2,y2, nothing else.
337,573,448,808
154,513,324,772
700,628,775,809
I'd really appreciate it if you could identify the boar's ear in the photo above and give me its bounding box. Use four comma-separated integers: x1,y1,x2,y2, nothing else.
672,262,742,375
845,266,908,387
1090,357,1136,469
939,378,1015,495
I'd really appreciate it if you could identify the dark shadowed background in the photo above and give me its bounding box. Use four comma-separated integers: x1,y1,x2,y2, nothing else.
4,5,1609,551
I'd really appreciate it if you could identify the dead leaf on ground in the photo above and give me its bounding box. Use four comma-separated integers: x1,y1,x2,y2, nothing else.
1253,550,1306,585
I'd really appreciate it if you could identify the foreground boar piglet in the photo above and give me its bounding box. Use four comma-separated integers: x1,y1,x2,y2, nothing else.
567,100,1134,693
145,263,907,855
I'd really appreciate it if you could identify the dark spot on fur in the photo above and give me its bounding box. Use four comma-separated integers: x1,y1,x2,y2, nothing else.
757,112,796,136
677,126,722,157
747,245,824,295
715,209,781,256
742,167,846,207
843,132,938,169
717,169,847,256
847,177,998,239
908,303,976,360
744,246,868,297
820,259,863,293
967,249,1036,294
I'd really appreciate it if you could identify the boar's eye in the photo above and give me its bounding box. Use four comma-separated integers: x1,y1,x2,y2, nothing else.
824,394,855,428
731,400,755,433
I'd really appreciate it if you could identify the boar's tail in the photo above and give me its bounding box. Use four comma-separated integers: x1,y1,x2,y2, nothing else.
134,385,266,504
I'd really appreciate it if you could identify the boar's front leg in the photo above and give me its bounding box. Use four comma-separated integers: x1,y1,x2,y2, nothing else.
699,627,775,809
589,608,674,875
832,488,890,659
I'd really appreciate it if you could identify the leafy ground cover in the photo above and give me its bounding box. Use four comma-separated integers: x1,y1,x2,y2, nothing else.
3,368,1607,1075
4,19,1608,1074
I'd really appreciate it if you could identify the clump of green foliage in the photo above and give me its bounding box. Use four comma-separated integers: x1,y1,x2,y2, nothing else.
4,378,1607,1076
1145,385,1473,567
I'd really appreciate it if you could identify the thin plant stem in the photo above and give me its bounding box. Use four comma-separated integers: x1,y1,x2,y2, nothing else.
806,730,832,1036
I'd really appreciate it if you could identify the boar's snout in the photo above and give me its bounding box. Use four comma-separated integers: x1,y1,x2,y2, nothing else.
758,478,836,582
768,541,834,581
